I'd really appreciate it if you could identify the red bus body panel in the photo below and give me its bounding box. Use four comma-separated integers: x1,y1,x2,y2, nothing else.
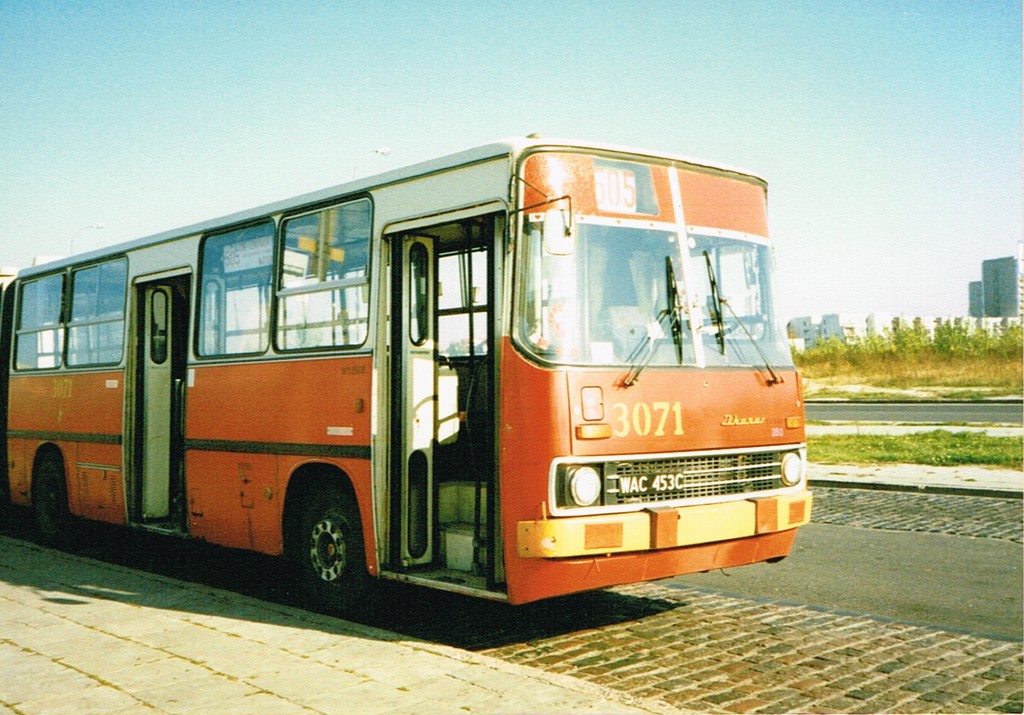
184,356,374,560
7,371,126,524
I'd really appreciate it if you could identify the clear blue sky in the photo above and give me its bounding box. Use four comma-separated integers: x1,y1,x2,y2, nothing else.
1,1,1019,320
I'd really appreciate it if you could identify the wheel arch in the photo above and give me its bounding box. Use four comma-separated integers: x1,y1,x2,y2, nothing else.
30,442,67,504
281,461,374,573
30,442,74,542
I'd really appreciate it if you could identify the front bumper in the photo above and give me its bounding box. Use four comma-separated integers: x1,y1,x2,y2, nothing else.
517,489,812,559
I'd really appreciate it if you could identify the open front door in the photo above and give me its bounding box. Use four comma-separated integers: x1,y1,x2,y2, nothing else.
134,275,189,527
386,213,501,586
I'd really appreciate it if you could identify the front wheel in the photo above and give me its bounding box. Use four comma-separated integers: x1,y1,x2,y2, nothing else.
290,488,370,613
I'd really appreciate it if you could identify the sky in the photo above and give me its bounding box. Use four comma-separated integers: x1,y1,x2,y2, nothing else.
1,0,1020,320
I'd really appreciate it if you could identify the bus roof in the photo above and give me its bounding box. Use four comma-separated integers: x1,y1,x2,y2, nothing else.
18,136,764,279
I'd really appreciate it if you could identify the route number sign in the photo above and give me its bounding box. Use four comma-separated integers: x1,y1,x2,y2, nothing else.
594,166,637,213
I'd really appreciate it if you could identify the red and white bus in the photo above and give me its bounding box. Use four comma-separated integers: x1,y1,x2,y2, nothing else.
0,137,811,609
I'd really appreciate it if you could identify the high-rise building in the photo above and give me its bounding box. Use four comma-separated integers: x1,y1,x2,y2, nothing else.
968,281,985,318
982,257,1021,318
968,249,1023,319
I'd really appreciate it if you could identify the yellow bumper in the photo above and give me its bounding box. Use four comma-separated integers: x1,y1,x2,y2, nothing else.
517,490,812,559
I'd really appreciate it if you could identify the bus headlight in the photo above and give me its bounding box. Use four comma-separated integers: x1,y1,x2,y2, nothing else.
568,466,602,507
780,452,804,487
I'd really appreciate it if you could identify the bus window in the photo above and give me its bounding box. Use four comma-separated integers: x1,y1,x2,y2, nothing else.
67,259,127,366
198,222,274,356
277,199,371,350
15,273,65,370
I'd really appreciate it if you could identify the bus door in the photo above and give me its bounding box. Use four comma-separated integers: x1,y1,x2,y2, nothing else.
388,214,499,581
133,275,190,527
391,236,435,566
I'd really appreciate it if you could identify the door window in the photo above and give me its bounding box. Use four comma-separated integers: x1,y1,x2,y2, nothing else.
438,248,488,358
408,242,430,346
149,289,169,365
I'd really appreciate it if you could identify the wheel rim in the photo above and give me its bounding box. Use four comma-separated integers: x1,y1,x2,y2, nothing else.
309,518,346,582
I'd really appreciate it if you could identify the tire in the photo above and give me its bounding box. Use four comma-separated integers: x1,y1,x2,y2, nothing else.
33,456,72,544
290,487,370,613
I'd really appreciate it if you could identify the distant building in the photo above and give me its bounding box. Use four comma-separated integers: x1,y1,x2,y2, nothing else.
969,249,1023,319
982,257,1019,318
786,311,1019,351
968,281,985,318
818,313,867,343
0,266,16,287
788,313,882,348
786,316,816,350
865,313,893,337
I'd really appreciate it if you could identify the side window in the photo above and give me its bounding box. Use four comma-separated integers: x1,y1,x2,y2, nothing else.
15,274,65,370
68,259,128,366
198,222,274,356
276,199,371,350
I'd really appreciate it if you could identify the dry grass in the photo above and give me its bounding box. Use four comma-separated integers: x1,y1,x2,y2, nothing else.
794,328,1022,400
799,356,1022,400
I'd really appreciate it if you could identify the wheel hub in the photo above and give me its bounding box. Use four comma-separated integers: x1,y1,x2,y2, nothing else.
309,518,346,582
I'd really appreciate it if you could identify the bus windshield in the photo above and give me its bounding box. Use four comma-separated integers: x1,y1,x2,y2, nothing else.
515,220,793,370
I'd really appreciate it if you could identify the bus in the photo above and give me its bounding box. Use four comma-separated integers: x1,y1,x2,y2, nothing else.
0,137,811,610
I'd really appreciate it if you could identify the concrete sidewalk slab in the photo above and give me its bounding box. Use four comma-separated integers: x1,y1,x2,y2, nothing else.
0,535,671,715
809,462,1023,498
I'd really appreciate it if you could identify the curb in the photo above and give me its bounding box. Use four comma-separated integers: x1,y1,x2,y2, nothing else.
809,478,1023,500
805,398,1024,405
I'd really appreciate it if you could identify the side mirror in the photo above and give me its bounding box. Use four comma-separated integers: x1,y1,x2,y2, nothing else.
542,207,575,255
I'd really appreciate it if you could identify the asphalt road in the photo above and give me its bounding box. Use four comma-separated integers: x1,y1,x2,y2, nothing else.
806,401,1023,424
671,514,1023,641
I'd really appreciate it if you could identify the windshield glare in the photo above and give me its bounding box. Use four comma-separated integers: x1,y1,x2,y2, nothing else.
516,221,793,369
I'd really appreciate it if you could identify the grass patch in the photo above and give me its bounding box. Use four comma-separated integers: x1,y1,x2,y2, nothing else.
808,430,1023,469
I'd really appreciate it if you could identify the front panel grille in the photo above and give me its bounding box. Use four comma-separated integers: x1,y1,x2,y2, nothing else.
605,450,783,504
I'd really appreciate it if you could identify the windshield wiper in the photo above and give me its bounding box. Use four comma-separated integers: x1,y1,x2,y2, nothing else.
719,297,784,386
664,255,686,364
622,256,686,387
703,251,727,355
703,251,783,386
621,317,666,387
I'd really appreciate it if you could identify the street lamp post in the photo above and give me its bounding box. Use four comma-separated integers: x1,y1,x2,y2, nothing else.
70,224,104,255
351,147,392,178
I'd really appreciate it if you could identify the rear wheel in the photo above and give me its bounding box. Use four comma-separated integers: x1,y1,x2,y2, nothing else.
290,488,370,613
33,456,72,544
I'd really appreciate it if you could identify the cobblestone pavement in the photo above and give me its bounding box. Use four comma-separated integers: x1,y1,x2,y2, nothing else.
811,487,1023,543
479,489,1024,714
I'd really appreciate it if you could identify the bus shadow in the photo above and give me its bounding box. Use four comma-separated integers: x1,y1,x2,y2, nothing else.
356,581,683,651
0,514,682,652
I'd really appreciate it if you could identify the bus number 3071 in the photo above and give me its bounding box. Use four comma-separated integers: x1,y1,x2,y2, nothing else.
610,401,685,438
